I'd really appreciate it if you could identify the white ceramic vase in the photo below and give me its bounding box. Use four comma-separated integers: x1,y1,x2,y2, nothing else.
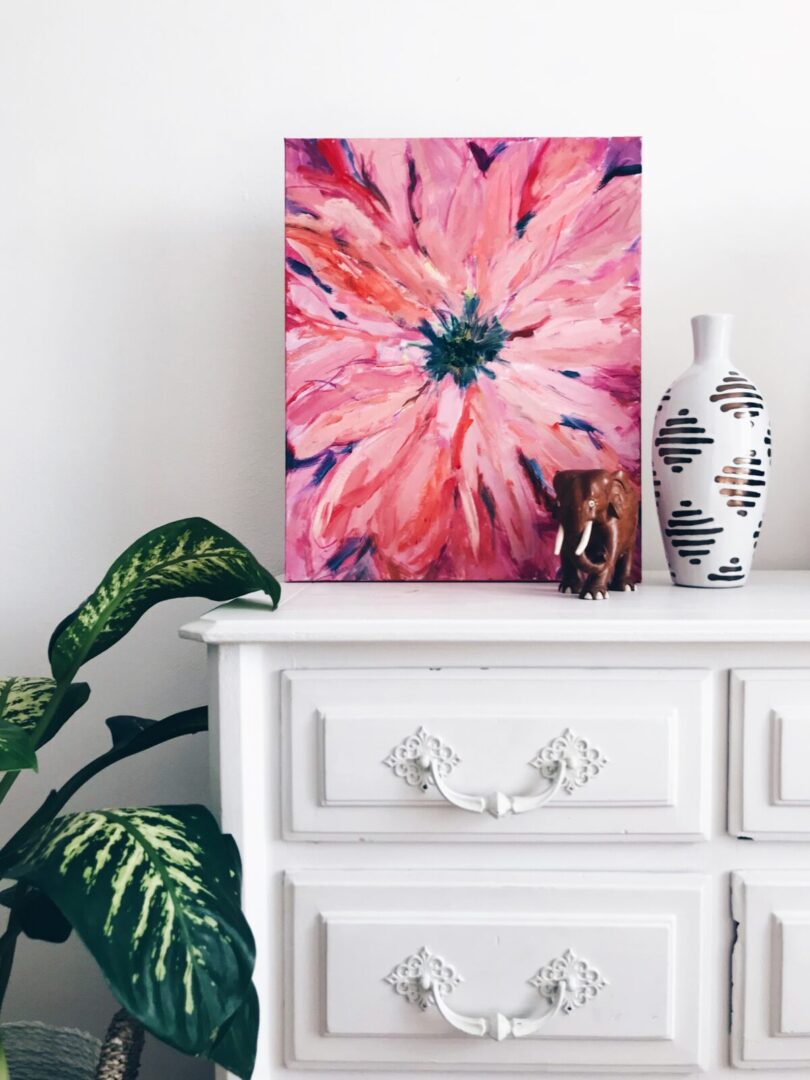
653,314,770,588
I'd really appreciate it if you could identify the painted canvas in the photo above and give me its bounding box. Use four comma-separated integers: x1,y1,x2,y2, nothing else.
285,137,641,582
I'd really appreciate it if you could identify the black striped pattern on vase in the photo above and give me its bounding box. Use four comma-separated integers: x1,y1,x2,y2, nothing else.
753,519,763,549
713,450,766,517
663,500,723,565
764,427,772,459
709,370,764,421
654,408,714,473
708,557,744,583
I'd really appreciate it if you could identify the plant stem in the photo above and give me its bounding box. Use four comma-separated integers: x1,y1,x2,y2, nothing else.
0,887,25,1016
0,708,206,877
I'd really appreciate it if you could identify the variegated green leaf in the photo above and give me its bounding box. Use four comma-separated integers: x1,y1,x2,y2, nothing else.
5,806,254,1056
0,678,89,748
205,981,258,1078
48,518,280,681
0,720,37,772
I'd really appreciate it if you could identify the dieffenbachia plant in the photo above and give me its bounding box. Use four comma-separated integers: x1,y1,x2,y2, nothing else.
0,518,280,1078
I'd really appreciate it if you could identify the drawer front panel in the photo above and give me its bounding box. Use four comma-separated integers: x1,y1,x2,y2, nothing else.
283,668,712,840
730,670,810,838
732,871,810,1067
286,870,707,1073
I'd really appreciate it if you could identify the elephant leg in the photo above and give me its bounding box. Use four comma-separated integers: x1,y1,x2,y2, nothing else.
581,527,616,599
558,553,580,594
610,550,637,592
580,569,610,600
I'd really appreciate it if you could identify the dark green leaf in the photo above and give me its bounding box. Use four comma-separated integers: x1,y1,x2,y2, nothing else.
105,714,155,748
0,678,89,748
0,721,37,772
18,887,72,943
0,885,71,943
103,708,207,754
5,806,254,1056
48,518,280,681
204,982,258,1078
104,706,205,754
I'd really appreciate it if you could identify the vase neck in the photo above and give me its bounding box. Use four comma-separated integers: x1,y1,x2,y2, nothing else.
691,313,733,366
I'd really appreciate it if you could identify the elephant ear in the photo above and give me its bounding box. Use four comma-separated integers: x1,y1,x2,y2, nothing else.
607,471,631,519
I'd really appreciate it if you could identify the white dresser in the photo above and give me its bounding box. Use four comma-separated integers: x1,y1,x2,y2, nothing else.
180,571,810,1080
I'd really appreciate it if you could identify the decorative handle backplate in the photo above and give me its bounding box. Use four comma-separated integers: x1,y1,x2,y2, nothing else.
385,946,606,1041
384,727,607,818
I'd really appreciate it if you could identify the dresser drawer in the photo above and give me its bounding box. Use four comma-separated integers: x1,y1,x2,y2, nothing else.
285,870,707,1073
730,670,810,839
282,668,712,840
732,871,810,1068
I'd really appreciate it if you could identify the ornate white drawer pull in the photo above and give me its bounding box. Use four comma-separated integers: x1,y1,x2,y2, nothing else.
385,946,606,1041
383,726,607,818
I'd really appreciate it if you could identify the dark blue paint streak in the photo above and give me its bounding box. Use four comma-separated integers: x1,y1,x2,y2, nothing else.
287,442,355,487
560,415,604,450
326,536,372,573
518,451,555,504
558,369,581,379
285,198,319,219
313,450,338,485
599,162,642,189
469,140,508,174
520,453,545,488
341,139,362,182
287,442,324,471
287,257,333,294
515,211,535,238
479,483,496,522
301,139,332,172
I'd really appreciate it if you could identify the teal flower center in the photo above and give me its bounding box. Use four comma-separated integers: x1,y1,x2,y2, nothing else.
419,294,508,388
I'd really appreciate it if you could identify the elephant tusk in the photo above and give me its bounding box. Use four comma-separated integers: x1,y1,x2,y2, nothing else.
553,524,564,556
575,519,593,556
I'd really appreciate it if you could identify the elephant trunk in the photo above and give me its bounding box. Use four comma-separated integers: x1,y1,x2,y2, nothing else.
556,517,607,574
574,549,607,574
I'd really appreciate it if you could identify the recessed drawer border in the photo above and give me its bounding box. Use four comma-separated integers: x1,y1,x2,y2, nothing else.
282,667,713,843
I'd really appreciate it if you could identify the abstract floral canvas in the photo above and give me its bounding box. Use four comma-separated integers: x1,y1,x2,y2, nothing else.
285,137,641,581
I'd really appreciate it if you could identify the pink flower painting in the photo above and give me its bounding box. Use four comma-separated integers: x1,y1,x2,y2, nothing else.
285,137,641,581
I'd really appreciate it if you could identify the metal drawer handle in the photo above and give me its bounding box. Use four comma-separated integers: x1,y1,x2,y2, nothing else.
384,726,607,818
385,946,606,1041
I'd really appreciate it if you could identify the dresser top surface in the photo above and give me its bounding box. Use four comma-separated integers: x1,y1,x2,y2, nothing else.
179,570,810,645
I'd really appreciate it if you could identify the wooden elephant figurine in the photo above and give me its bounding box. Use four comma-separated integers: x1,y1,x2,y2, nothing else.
552,469,640,600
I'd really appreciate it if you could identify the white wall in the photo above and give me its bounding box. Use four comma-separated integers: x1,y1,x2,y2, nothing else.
2,1,809,1075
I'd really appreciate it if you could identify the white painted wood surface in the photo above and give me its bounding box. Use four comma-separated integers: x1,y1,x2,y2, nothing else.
732,872,810,1068
181,572,810,1080
730,671,810,839
180,571,810,645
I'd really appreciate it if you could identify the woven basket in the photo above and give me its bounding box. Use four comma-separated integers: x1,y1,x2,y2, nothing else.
1,1010,144,1080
